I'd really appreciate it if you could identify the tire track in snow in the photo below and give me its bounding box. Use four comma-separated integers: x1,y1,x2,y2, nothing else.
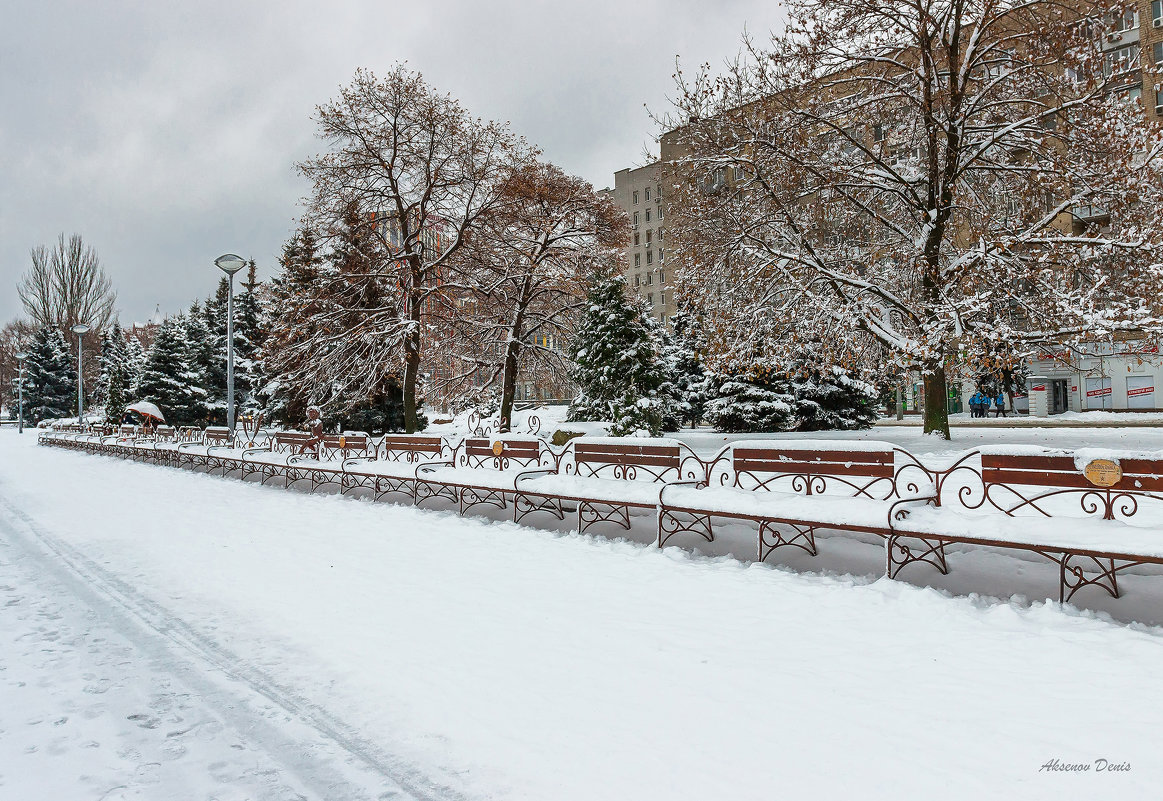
0,492,468,801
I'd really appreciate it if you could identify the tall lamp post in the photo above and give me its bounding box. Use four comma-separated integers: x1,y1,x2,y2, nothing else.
71,324,91,429
214,254,246,437
15,352,28,434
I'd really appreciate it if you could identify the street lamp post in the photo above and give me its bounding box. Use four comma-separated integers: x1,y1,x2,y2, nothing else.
214,254,246,438
71,324,91,429
15,352,28,434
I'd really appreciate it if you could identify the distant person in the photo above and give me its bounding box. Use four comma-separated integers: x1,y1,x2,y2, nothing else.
994,392,1007,418
969,391,985,418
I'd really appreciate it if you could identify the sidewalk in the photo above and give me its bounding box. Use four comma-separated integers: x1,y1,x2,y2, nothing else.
878,411,1163,428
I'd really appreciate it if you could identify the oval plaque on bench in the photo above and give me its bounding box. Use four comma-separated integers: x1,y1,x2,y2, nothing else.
492,440,505,456
1083,459,1122,488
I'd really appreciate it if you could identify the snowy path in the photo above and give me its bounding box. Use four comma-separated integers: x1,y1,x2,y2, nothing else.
0,492,446,800
3,430,1163,799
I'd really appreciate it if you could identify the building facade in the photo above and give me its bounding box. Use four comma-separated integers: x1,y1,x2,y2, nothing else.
608,162,676,325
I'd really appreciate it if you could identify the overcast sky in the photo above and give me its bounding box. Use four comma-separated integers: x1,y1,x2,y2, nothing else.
1,0,784,325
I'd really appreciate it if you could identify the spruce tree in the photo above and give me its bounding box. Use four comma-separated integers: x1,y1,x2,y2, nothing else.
23,326,76,423
234,260,265,412
135,316,207,426
659,309,708,429
703,366,796,433
98,322,133,424
124,335,146,395
183,304,216,424
789,360,878,431
567,273,670,437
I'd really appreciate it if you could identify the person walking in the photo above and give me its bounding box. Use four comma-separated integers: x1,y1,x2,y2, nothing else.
994,391,1007,418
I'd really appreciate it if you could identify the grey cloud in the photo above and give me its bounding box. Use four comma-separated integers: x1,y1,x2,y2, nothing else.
0,0,783,325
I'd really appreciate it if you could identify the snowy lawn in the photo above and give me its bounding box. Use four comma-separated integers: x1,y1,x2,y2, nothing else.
3,429,1163,799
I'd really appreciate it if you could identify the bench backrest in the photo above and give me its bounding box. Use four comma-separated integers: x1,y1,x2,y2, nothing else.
379,435,444,462
204,427,231,445
573,441,682,482
732,446,896,498
319,434,369,460
272,431,315,453
119,424,138,437
155,425,176,441
463,438,541,469
979,453,1163,520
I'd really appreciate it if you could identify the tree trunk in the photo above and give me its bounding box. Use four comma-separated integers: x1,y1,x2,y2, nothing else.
402,278,422,432
498,339,521,433
922,359,951,439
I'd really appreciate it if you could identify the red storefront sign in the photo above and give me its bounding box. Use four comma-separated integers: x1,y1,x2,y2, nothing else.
1086,387,1113,398
1031,384,1046,392
1128,385,1154,397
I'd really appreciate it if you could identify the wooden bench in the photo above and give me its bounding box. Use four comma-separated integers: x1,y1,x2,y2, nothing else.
319,433,370,461
415,438,543,513
514,439,693,532
658,442,921,560
341,435,445,500
890,449,1163,602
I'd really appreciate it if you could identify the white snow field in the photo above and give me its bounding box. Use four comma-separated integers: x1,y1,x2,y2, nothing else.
3,428,1163,800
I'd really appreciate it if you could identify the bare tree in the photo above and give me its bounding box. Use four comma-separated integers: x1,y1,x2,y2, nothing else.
297,66,528,432
0,319,36,412
441,161,629,429
669,0,1163,437
19,233,117,334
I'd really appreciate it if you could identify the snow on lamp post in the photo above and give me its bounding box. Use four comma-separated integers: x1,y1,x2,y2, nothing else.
214,253,246,438
15,351,28,434
70,324,91,429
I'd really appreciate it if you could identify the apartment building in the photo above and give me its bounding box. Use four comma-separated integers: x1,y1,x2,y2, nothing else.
608,162,675,325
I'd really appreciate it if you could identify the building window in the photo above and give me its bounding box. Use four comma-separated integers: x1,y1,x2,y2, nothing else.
659,269,665,283
647,293,654,305
1154,0,1162,23
645,272,653,285
659,248,664,263
1154,41,1163,65
656,184,661,198
657,205,663,220
632,211,639,227
645,230,652,245
634,273,640,286
645,208,651,222
646,250,653,265
644,187,651,201
634,232,640,246
1122,86,1143,104
1156,85,1163,112
658,229,663,243
633,190,639,204
659,292,665,307
634,253,641,268
1104,44,1140,76
873,123,886,142
1110,7,1139,32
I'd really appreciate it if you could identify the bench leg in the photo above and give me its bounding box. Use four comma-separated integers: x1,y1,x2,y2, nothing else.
657,508,714,548
885,534,949,580
758,522,817,562
459,487,508,515
514,492,564,524
1059,555,1121,603
578,501,631,534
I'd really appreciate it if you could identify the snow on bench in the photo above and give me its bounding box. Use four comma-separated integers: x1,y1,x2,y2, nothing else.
415,437,544,514
657,440,921,560
514,438,695,532
887,446,1163,601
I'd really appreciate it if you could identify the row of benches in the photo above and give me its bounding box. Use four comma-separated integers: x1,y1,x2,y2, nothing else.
39,426,1163,605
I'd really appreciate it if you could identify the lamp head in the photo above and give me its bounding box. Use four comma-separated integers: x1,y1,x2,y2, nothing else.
214,253,246,275
15,352,28,362
71,323,91,335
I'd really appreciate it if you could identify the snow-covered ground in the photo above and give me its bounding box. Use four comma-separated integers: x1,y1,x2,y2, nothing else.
3,428,1163,799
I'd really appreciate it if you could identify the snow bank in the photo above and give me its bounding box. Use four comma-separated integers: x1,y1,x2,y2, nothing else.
3,431,1162,800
